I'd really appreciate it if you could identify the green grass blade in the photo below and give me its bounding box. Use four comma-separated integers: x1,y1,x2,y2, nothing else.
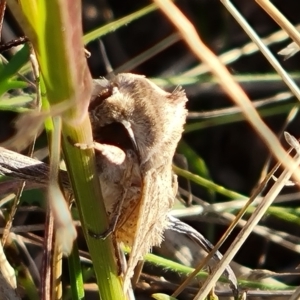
8,1,125,298
68,242,85,300
84,3,157,44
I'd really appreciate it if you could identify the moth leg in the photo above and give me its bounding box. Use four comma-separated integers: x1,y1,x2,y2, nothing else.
113,237,124,276
88,187,127,239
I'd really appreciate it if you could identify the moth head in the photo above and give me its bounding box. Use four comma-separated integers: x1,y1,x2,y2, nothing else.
89,75,139,155
89,74,147,125
89,73,187,166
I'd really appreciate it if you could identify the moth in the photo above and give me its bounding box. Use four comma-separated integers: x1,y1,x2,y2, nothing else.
87,73,187,289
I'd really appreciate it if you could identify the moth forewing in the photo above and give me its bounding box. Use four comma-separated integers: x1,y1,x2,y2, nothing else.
123,167,175,291
88,73,188,291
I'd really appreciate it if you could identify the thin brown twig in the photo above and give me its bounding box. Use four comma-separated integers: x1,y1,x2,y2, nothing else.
0,36,28,52
0,0,6,41
256,0,300,51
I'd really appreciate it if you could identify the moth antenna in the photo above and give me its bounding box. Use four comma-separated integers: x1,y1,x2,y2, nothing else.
98,39,115,78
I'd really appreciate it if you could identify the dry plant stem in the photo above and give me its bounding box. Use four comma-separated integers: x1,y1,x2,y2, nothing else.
47,116,64,299
188,92,294,119
0,0,6,40
153,0,300,185
172,161,280,298
1,182,26,246
258,106,298,184
194,135,300,299
1,137,39,245
289,285,300,300
184,24,300,77
221,0,300,102
48,116,76,254
52,237,63,300
0,241,19,300
256,0,300,51
40,205,54,300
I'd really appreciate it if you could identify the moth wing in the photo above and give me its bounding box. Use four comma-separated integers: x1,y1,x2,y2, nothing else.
123,168,173,291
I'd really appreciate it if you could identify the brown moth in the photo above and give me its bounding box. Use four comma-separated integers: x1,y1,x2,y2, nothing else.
87,73,187,289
